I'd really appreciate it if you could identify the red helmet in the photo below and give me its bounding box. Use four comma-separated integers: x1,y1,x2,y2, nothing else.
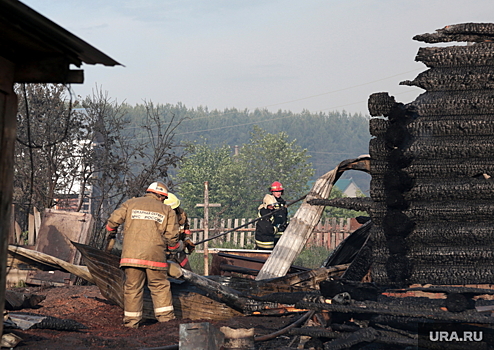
270,181,284,192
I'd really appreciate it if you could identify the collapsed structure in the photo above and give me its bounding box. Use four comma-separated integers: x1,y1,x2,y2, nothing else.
7,22,494,349
359,23,494,286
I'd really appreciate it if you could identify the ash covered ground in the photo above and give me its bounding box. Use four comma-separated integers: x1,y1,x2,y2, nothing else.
5,285,296,349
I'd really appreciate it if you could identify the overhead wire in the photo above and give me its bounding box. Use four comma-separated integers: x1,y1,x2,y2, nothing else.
259,68,423,109
119,89,418,147
173,89,421,136
116,68,424,136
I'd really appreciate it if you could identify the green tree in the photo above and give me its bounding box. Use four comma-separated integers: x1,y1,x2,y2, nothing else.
237,126,314,213
173,141,239,218
175,127,315,219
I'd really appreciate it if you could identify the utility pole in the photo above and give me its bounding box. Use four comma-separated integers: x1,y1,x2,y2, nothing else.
195,181,221,276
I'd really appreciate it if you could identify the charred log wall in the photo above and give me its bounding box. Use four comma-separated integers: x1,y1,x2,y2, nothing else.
367,23,494,285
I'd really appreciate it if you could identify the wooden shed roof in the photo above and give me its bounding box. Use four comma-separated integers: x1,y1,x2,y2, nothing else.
0,0,121,83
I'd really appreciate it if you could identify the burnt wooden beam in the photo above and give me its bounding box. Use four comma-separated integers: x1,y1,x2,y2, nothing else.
219,264,259,276
287,327,416,349
180,269,252,311
371,158,494,178
308,197,373,212
259,266,349,291
415,43,494,68
401,67,494,91
323,327,378,349
414,23,494,43
387,285,494,296
295,300,494,324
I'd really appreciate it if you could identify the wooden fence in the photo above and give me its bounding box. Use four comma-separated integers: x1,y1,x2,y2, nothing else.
190,217,362,250
9,208,362,251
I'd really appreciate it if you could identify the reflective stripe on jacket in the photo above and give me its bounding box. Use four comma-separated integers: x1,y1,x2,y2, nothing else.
255,239,274,249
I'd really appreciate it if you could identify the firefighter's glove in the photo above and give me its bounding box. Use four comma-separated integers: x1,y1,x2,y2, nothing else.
184,239,196,254
105,225,117,252
106,224,117,237
168,240,184,257
278,223,289,232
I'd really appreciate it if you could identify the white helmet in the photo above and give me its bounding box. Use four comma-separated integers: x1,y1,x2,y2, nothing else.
147,181,168,197
163,193,180,209
258,194,277,210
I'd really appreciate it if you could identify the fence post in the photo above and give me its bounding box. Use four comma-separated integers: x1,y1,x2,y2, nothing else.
324,218,330,248
240,218,246,248
338,218,345,246
227,219,232,243
233,219,239,246
28,212,35,246
330,218,337,249
33,207,41,243
192,218,198,242
219,219,225,245
247,218,253,247
199,219,204,243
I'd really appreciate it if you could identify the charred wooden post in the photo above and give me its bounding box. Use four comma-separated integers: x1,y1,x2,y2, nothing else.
295,299,494,324
319,279,379,301
180,269,251,311
287,327,418,348
0,63,16,338
259,265,349,291
367,23,494,285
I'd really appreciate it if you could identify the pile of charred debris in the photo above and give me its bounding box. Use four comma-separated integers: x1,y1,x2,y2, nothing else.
6,22,494,349
6,238,494,349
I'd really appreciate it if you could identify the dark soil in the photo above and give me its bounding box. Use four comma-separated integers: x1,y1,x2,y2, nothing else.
4,285,296,349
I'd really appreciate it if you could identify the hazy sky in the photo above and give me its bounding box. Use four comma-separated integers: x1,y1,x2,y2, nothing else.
22,0,494,115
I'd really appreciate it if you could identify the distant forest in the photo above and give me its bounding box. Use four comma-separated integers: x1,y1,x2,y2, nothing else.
122,103,372,193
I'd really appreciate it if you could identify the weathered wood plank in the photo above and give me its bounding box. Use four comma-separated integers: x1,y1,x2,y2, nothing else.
33,207,41,239
0,72,18,337
7,245,94,284
27,209,94,285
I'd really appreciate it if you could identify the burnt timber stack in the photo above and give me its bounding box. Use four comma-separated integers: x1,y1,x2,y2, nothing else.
367,23,494,286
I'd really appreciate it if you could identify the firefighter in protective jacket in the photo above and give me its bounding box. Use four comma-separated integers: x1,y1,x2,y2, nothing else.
255,194,277,250
106,181,180,328
269,181,288,244
163,193,195,271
